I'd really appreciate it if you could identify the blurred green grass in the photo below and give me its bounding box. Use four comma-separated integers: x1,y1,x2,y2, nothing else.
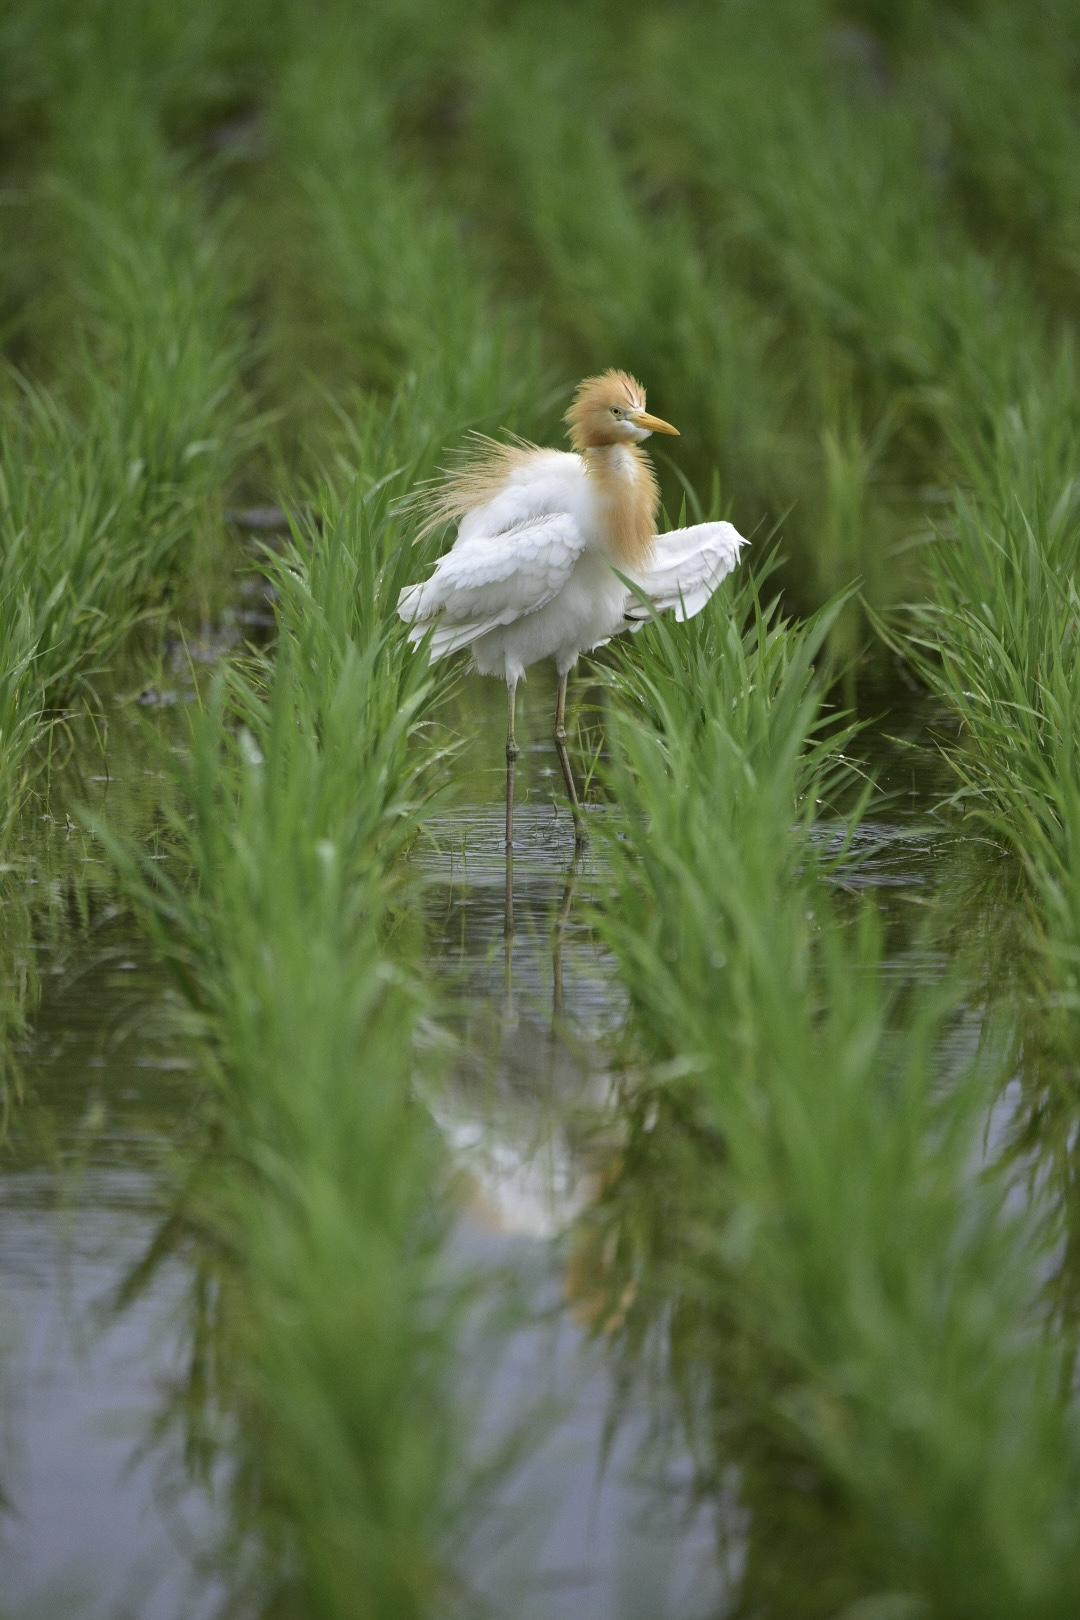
5,0,1079,645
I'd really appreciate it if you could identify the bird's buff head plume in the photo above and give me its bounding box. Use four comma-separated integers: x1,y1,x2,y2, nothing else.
564,369,680,451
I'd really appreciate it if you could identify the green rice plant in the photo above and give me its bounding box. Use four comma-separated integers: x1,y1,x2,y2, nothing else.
451,22,791,539
1,0,272,379
0,20,251,836
243,0,542,469
90,439,473,1615
893,359,1080,1050
924,2,1080,305
809,369,894,686
586,575,1080,1617
595,4,1080,624
103,671,455,1620
594,570,863,1073
0,0,279,137
43,85,249,601
0,378,215,837
625,5,1017,420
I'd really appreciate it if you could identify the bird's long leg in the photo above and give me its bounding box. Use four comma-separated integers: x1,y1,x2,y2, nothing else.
554,670,587,847
505,678,520,852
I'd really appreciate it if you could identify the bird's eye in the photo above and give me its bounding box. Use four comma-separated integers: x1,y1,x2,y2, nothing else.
610,407,623,418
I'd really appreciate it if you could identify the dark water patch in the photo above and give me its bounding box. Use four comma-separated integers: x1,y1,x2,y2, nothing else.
447,1233,738,1620
0,699,230,1617
0,931,225,1620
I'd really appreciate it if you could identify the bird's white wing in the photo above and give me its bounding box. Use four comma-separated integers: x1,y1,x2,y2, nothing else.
398,512,587,661
626,521,747,626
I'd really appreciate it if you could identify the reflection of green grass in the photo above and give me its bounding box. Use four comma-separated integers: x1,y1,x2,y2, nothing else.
4,0,1080,1612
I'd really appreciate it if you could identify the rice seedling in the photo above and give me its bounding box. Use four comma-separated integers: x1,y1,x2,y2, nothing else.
894,357,1080,1051
240,0,543,473
448,23,790,552
89,451,472,1615
588,572,1080,1618
925,4,1080,306
0,8,251,840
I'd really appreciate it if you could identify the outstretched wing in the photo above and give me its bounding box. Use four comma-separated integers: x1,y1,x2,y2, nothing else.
626,521,747,626
397,511,587,661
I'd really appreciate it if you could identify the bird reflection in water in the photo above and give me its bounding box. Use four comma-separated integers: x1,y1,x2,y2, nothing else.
426,820,622,1246
502,841,579,1008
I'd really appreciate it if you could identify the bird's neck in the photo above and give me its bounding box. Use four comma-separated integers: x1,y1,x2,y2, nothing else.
584,443,658,570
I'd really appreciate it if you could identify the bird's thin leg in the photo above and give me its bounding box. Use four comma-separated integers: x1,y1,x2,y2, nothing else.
505,679,520,852
554,670,587,846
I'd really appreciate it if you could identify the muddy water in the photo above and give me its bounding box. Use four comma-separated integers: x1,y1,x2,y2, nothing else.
0,673,1003,1618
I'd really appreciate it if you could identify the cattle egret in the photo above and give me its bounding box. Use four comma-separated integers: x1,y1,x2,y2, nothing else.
397,370,746,847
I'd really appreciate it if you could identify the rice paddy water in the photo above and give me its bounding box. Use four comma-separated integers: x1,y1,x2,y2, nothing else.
3,3,1080,1617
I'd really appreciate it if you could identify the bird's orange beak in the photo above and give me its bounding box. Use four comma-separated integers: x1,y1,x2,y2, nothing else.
633,410,680,437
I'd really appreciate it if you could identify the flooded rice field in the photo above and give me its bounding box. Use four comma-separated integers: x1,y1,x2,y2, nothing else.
0,669,1037,1619
8,2,1080,1611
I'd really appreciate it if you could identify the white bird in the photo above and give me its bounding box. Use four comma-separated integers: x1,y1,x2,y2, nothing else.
398,370,746,848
